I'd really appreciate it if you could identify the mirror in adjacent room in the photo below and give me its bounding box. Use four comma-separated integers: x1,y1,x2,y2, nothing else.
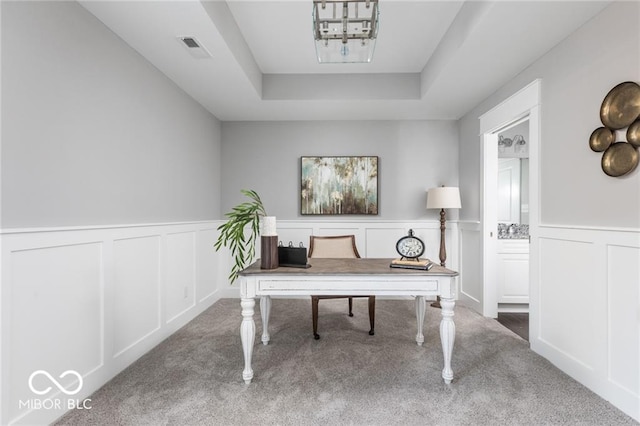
497,120,529,238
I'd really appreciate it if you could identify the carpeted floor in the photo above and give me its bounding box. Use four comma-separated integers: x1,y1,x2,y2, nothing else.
57,298,636,425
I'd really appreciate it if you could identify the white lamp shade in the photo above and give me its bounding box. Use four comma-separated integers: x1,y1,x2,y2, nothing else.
426,187,461,210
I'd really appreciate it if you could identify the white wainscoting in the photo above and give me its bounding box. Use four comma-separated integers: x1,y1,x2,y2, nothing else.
530,225,640,422
458,221,482,313
0,221,223,426
6,219,635,422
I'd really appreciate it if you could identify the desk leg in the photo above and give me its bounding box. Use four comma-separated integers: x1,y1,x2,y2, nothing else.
415,296,426,346
260,296,271,345
439,297,456,384
240,298,255,384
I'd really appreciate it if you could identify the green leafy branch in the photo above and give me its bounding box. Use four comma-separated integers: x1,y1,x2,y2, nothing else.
214,189,267,283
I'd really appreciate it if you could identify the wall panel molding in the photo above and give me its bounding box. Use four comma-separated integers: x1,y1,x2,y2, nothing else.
532,225,640,421
0,221,223,425
458,221,482,312
165,232,197,324
5,219,636,422
112,235,161,358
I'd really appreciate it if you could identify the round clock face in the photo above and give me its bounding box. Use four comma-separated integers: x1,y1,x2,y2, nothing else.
396,230,425,259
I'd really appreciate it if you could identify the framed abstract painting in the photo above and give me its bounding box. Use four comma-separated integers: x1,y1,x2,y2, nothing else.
300,156,378,215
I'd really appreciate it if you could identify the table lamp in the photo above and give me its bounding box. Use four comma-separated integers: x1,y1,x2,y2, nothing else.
426,186,461,308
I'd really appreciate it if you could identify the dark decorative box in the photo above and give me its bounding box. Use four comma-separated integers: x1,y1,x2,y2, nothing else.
278,242,309,268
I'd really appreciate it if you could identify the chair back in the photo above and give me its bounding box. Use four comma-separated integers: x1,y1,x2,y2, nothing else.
308,235,360,259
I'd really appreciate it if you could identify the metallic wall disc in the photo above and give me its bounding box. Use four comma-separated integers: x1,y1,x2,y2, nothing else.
600,81,640,129
601,142,639,177
627,119,640,148
589,127,615,152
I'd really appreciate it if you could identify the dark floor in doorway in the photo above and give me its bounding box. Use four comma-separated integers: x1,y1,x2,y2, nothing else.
497,312,529,341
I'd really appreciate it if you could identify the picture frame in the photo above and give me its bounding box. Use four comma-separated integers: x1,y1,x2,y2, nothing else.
300,156,378,215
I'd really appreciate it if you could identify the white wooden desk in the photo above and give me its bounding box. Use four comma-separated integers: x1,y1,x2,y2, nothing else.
238,258,459,384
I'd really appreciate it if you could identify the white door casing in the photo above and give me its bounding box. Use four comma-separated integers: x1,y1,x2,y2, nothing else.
478,79,540,318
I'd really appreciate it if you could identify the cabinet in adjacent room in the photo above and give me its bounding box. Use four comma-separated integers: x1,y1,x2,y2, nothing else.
497,239,529,310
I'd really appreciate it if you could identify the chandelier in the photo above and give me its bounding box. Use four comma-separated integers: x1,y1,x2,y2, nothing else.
312,0,379,63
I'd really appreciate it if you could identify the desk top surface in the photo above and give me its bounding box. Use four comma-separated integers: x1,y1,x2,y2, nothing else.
239,258,458,277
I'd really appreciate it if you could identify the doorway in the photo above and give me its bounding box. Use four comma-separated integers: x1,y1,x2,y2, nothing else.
479,80,540,320
496,120,530,313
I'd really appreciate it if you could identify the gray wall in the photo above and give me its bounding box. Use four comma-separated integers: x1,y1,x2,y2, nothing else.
221,120,459,220
1,1,222,228
459,1,640,228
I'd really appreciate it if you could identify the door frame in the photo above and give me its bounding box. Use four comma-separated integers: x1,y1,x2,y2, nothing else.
479,79,540,318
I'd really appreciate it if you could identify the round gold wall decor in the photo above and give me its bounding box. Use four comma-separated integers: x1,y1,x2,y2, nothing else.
600,81,640,129
589,127,615,152
601,142,639,177
627,119,640,148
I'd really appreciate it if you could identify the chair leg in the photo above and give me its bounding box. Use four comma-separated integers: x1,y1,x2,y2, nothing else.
312,296,320,340
348,297,354,317
368,296,375,336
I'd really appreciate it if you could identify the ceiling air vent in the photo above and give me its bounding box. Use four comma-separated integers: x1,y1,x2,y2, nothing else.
178,36,212,59
182,37,200,48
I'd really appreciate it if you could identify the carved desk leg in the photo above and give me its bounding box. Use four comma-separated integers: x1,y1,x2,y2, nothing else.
415,296,426,346
260,296,271,345
240,298,255,384
439,297,456,384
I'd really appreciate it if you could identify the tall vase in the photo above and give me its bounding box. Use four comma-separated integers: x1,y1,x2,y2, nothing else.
260,216,278,269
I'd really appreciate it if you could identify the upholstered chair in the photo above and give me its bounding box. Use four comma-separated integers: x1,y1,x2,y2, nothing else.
308,235,375,340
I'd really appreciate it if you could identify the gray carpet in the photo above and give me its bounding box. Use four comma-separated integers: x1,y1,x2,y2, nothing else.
57,298,637,425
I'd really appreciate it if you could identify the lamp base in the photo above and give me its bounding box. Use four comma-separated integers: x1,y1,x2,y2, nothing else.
432,208,447,310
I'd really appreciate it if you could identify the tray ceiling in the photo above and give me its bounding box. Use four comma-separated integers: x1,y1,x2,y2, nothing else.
80,1,611,121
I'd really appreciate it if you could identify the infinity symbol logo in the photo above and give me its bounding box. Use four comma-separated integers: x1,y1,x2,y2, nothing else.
28,370,83,396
